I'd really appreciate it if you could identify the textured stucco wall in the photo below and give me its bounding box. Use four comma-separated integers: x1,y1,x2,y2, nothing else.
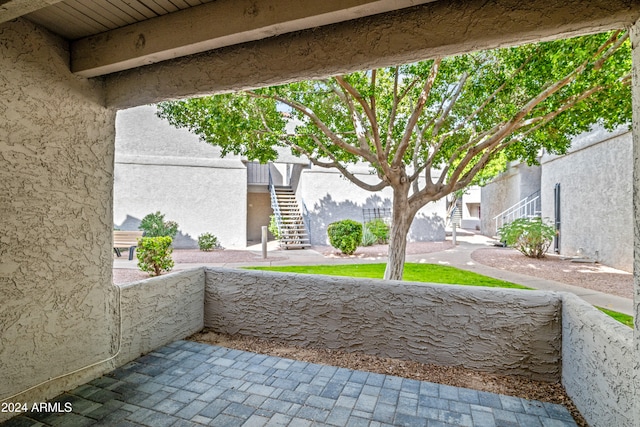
480,163,541,237
0,18,117,412
204,268,561,381
117,269,205,366
630,22,640,427
562,294,634,427
541,128,632,271
114,106,247,248
298,167,446,245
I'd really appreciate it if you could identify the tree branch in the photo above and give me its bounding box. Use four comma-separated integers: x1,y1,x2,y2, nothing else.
334,75,387,171
247,91,378,165
384,67,401,158
392,58,442,167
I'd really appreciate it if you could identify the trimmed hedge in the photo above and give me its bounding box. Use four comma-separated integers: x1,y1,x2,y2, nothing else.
327,219,362,255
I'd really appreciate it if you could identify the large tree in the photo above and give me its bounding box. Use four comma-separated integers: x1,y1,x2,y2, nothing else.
158,31,631,280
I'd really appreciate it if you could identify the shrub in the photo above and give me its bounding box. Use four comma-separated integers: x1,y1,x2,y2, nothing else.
365,219,390,244
327,219,362,255
361,225,378,247
198,232,220,251
136,236,174,276
498,217,556,258
139,211,179,238
268,215,281,240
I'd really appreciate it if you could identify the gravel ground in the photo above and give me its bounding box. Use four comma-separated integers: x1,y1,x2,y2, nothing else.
112,249,286,284
471,247,633,299
311,241,455,258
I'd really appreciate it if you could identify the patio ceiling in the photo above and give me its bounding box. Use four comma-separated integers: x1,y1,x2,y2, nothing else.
5,0,639,80
0,0,437,77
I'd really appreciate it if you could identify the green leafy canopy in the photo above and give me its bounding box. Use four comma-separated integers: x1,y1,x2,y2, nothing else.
157,30,630,280
158,31,631,187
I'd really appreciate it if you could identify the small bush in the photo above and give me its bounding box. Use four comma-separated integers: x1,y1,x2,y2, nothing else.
498,217,556,258
198,232,220,251
268,215,281,240
139,211,179,238
361,225,378,246
136,236,174,276
365,219,390,244
327,219,362,255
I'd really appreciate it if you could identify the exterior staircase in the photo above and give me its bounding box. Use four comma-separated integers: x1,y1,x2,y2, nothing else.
493,190,541,233
451,199,463,227
271,185,310,249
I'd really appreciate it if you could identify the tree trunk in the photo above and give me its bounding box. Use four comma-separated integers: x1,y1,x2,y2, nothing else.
384,184,414,281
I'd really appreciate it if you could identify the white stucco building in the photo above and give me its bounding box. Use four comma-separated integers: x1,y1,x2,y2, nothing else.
114,105,448,248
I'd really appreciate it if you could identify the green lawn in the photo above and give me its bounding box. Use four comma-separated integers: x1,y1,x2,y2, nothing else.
597,307,634,328
246,263,531,289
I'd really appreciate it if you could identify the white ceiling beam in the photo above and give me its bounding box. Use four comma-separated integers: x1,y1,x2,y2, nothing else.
0,0,65,23
71,0,434,77
105,0,640,109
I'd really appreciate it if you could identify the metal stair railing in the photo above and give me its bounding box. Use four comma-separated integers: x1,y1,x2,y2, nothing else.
268,169,284,242
493,191,541,231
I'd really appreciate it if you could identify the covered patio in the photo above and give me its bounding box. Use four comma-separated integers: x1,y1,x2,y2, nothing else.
2,1,640,426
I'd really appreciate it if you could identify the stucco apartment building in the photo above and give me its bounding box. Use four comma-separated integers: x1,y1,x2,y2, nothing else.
481,127,632,272
114,105,448,248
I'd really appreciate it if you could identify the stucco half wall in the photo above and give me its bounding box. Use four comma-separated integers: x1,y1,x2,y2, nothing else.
562,293,635,427
204,268,561,382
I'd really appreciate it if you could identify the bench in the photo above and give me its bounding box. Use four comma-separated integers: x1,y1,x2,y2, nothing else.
113,230,143,260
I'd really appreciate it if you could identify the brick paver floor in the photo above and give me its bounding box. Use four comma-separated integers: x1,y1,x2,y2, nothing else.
2,340,577,426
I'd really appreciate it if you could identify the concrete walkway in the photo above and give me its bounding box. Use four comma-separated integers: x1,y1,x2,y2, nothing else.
1,340,577,427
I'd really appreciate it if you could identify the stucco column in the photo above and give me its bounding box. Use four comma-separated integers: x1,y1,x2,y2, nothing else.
631,19,640,427
0,18,117,416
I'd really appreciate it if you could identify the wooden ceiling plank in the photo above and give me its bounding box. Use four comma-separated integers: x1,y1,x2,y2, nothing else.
71,0,435,76
26,8,93,39
56,1,112,33
0,0,66,23
65,0,125,28
182,0,207,6
29,3,105,39
91,0,140,26
118,0,158,19
104,0,640,109
167,0,192,10
152,0,180,13
138,0,172,15
103,0,148,21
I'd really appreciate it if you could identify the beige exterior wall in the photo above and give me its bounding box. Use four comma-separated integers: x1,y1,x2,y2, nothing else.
0,18,118,410
247,192,273,243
